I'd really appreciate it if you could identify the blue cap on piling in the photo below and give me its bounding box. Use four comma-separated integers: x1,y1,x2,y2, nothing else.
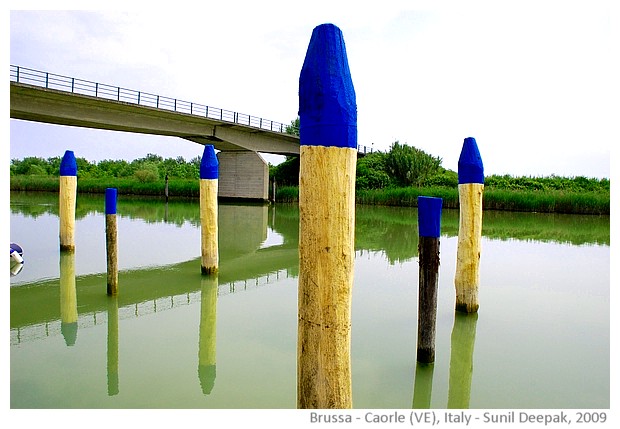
200,145,219,179
59,150,77,176
418,196,443,238
105,188,117,215
458,137,484,184
299,23,357,149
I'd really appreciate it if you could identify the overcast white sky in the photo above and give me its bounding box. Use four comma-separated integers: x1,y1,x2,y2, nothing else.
6,1,618,178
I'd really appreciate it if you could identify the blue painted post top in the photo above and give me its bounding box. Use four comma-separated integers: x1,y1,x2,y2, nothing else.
418,196,443,238
200,145,219,179
59,150,77,176
458,137,484,184
299,23,357,149
105,188,117,215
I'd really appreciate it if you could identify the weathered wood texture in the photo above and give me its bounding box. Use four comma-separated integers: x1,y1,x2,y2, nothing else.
417,236,440,363
106,214,118,295
297,145,356,409
455,183,484,313
59,175,77,252
200,179,219,274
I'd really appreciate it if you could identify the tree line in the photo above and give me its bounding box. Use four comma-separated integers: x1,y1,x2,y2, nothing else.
11,141,609,194
271,141,610,193
10,153,201,182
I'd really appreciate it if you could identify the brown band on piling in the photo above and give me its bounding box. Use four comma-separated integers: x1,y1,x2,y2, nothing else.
417,236,440,364
106,213,118,295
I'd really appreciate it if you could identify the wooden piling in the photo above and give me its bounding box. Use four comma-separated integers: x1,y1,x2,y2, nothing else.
297,23,357,409
416,196,443,364
200,145,219,275
59,150,77,252
454,137,484,313
105,188,118,295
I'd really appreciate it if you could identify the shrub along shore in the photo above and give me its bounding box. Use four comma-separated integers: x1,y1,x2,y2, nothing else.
10,150,610,215
9,175,609,215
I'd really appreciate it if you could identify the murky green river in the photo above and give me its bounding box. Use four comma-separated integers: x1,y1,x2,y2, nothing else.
9,191,609,409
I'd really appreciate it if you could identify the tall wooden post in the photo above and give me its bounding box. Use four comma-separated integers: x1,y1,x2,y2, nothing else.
454,137,484,313
416,196,443,364
297,23,357,409
105,188,118,295
59,150,77,252
200,145,219,275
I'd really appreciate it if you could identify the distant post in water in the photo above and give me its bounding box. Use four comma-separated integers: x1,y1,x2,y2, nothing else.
297,23,357,409
105,188,118,295
59,150,77,252
416,196,443,364
454,137,484,313
200,145,219,275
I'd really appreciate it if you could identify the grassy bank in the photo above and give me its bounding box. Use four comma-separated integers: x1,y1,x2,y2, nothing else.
10,176,610,215
277,185,609,215
10,175,199,198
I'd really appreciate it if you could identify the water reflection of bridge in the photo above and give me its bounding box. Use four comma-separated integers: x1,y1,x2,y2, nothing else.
10,199,301,345
10,266,294,346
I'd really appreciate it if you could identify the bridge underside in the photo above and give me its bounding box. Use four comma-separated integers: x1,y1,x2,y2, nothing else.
217,151,269,201
11,83,299,201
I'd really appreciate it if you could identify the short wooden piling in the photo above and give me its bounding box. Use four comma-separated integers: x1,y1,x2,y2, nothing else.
200,145,219,275
454,137,484,313
105,188,118,295
165,173,169,202
416,196,443,364
297,23,357,409
59,150,77,252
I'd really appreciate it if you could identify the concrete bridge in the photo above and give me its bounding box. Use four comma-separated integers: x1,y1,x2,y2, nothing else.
10,66,374,200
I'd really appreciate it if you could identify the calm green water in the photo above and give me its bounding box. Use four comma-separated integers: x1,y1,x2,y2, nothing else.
9,192,610,409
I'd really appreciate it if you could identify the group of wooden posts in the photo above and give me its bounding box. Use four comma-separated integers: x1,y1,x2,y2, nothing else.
56,23,484,409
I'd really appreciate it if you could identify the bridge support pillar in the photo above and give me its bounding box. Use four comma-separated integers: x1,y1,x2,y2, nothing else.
217,151,269,201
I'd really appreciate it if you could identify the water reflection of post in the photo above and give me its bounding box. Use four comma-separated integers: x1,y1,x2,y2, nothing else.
447,312,478,409
412,362,435,409
198,275,218,394
59,251,78,346
107,296,119,396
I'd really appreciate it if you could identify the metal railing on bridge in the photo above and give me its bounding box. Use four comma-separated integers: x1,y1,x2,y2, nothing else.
10,65,375,154
10,65,292,132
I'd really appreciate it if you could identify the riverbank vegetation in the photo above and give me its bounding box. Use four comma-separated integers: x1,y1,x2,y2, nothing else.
10,143,610,215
